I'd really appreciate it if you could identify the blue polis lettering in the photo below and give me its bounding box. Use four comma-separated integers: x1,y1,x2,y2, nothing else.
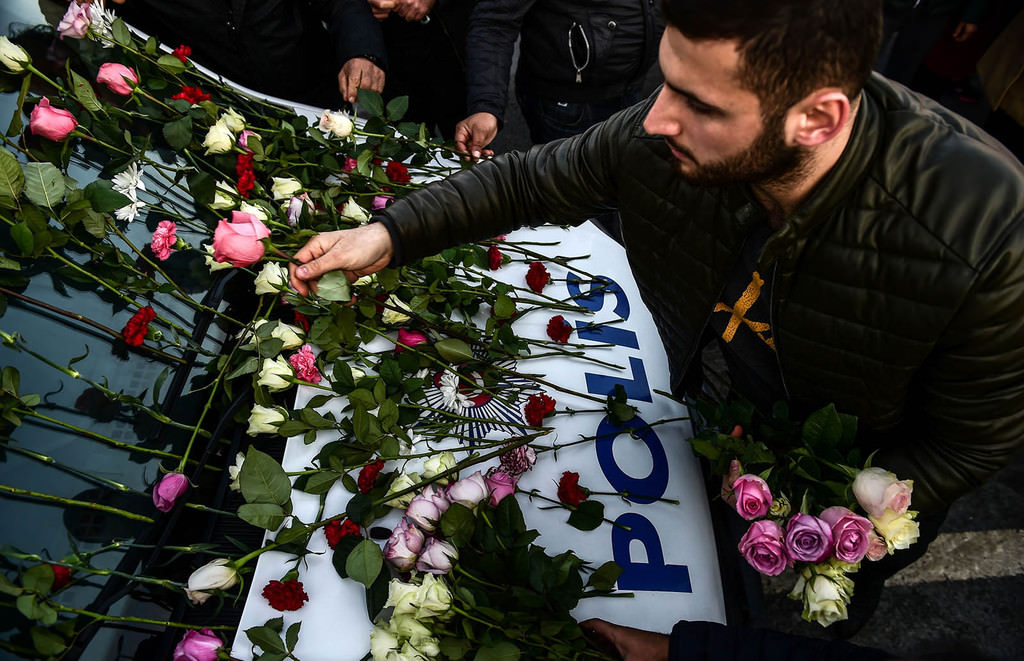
567,272,692,593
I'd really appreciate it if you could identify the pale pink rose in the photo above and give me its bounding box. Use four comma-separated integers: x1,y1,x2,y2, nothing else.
416,537,458,575
286,193,314,226
383,518,425,571
212,210,270,266
173,628,221,661
820,506,873,563
153,472,188,512
395,328,428,353
853,467,913,518
865,529,888,561
732,473,772,520
237,129,257,151
29,97,78,141
96,62,138,95
738,519,791,576
57,2,91,39
405,485,450,532
784,513,834,563
150,220,178,261
445,471,489,508
484,470,517,506
342,157,358,172
287,344,322,384
371,195,392,210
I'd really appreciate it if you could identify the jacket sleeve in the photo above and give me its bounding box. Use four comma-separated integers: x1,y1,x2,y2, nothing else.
311,0,389,71
668,621,891,661
376,97,648,264
464,0,540,123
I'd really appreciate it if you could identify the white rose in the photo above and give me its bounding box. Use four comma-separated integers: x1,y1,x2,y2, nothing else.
271,176,303,200
269,321,304,349
421,451,457,484
396,642,429,661
203,119,234,154
390,614,432,641
227,452,245,491
0,36,30,73
202,244,233,271
221,108,246,133
340,197,370,224
384,578,420,617
369,623,400,661
799,573,850,627
247,404,287,435
184,558,238,604
318,109,354,138
384,471,420,509
257,356,292,392
239,201,269,221
253,262,289,295
381,295,412,325
415,573,453,618
407,636,441,659
210,180,237,210
870,509,920,553
853,466,913,518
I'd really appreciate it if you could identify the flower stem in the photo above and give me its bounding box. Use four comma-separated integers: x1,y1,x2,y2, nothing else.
0,484,154,523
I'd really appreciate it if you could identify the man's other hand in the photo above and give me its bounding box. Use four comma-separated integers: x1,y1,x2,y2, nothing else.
338,57,385,104
396,0,436,22
581,618,670,661
952,21,979,42
367,0,396,20
454,112,498,160
289,223,395,296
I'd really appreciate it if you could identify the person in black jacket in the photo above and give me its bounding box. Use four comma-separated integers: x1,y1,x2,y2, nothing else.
454,0,662,158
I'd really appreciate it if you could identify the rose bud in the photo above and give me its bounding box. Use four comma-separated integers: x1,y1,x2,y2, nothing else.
446,471,489,509
173,628,222,661
853,467,913,518
395,328,429,353
253,263,289,295
415,573,453,616
416,537,458,574
421,451,457,484
484,470,517,505
384,578,420,617
152,472,189,512
0,36,31,73
819,506,873,563
865,529,889,561
318,109,354,138
57,1,91,39
383,518,425,572
29,97,78,141
737,519,791,576
184,559,238,604
784,513,834,563
731,473,773,520
405,485,450,532
212,210,270,266
247,404,287,435
869,508,920,553
384,471,419,509
256,356,292,392
271,176,303,200
369,623,400,660
96,62,138,95
202,119,234,154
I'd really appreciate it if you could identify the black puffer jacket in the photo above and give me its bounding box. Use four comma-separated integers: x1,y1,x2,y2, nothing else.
466,0,661,121
379,74,1024,516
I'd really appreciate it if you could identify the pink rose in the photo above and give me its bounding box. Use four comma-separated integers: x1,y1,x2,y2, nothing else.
446,471,489,508
371,195,392,210
865,529,888,561
57,2,91,39
738,519,791,576
212,210,270,266
238,129,257,151
405,485,450,532
153,472,189,512
732,473,772,520
96,62,138,95
383,518,425,571
173,628,221,661
484,470,517,506
395,328,428,353
784,513,834,563
286,193,314,226
342,157,358,172
853,467,913,518
150,220,178,261
820,506,873,563
416,537,458,575
29,97,78,141
287,344,322,384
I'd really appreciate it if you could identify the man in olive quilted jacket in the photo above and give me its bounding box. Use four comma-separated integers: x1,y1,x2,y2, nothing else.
290,0,1024,643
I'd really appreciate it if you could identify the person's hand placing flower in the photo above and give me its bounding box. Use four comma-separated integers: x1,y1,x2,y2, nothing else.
288,223,395,296
581,619,669,661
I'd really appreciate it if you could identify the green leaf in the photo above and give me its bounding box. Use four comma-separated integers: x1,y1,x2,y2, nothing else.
435,338,474,364
21,563,55,594
345,539,383,588
330,535,363,579
239,448,292,506
80,208,106,238
5,74,30,138
68,68,102,112
162,116,193,150
567,500,604,531
274,520,310,545
22,162,64,209
474,641,521,661
226,356,260,380
15,593,44,620
10,221,32,255
0,572,23,596
802,404,844,450
111,17,133,46
386,96,409,122
586,561,623,590
441,637,473,660
83,179,130,213
30,626,66,656
493,294,516,319
317,271,351,302
0,149,24,203
440,503,476,548
245,625,287,654
237,503,286,530
156,53,187,74
285,622,301,652
357,88,385,118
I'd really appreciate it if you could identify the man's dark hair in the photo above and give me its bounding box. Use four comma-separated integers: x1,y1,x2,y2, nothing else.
660,0,882,114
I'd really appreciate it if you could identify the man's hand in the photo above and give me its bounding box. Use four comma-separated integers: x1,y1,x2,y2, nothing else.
952,21,979,42
581,619,670,661
454,112,498,161
289,223,395,296
338,57,385,104
395,0,436,22
367,0,396,20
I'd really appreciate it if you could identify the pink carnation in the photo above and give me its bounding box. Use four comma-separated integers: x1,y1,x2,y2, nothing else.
150,221,178,261
287,344,322,384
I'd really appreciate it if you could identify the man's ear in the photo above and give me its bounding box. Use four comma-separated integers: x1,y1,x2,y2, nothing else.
785,89,851,147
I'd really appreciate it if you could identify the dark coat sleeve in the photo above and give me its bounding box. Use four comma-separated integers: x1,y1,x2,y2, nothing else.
668,621,892,661
464,0,540,124
312,0,389,70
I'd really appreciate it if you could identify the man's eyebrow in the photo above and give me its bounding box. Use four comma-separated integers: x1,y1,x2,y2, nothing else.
664,80,726,114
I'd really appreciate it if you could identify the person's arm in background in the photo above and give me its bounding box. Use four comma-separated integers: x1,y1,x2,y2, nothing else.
312,0,388,103
454,0,537,158
951,0,992,41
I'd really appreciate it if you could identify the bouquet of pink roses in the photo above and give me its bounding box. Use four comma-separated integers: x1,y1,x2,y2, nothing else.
688,400,920,626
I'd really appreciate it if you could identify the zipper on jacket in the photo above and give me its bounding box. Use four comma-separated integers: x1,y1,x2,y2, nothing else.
767,260,793,402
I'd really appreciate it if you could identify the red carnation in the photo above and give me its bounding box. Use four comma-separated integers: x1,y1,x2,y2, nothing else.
526,261,550,293
524,393,556,427
557,471,588,506
357,459,385,494
236,153,255,198
122,306,156,347
487,245,503,270
385,161,410,183
172,44,192,63
49,564,71,590
261,579,308,611
546,315,572,343
171,86,209,104
325,518,361,549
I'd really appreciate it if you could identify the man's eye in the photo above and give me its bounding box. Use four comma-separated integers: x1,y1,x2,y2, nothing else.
686,98,716,116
